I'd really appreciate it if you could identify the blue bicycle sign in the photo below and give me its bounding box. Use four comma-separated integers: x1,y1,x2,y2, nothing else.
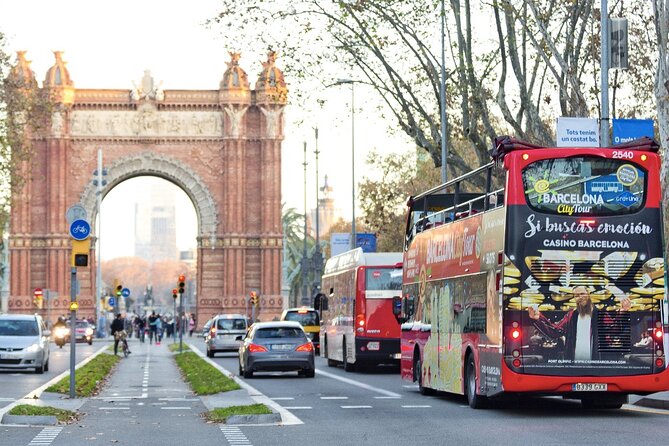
69,219,91,241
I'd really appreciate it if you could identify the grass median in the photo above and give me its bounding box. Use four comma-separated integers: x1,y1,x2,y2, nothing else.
9,404,79,423
45,353,120,397
168,342,190,352
173,351,240,395
204,404,272,423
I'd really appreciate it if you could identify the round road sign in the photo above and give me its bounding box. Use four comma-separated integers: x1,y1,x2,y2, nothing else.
69,219,91,240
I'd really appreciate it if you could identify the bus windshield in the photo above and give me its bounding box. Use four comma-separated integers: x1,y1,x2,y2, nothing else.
366,268,402,291
522,157,646,216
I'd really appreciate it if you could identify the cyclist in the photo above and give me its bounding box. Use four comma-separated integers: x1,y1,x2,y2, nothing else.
110,313,131,356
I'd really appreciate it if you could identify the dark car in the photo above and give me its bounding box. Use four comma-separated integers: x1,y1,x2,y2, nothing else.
238,321,315,378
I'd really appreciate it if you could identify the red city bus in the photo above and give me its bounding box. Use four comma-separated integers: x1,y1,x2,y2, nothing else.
319,248,403,372
398,136,668,408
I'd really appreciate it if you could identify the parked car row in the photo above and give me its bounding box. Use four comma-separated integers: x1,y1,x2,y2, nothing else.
201,307,319,379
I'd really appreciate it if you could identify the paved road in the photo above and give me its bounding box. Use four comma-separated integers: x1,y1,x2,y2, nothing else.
0,341,100,411
199,339,669,446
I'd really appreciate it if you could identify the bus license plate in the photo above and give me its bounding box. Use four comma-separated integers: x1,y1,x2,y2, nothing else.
367,342,380,351
572,383,607,392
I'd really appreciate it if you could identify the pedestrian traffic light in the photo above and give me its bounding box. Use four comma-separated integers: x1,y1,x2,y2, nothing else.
172,288,178,300
71,238,91,267
178,274,185,294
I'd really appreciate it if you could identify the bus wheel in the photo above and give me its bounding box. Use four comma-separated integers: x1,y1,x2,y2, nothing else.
465,356,486,409
343,341,355,372
414,356,435,396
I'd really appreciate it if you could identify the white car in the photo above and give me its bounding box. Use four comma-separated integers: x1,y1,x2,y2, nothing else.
0,313,50,373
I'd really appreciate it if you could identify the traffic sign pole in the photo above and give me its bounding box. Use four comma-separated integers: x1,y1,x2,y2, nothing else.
69,267,76,399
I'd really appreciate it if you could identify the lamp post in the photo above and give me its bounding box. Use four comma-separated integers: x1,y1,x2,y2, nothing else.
600,0,610,147
312,127,323,303
334,78,357,250
93,149,107,337
301,142,309,305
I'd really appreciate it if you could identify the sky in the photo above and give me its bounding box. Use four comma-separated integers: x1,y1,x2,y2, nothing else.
0,0,413,259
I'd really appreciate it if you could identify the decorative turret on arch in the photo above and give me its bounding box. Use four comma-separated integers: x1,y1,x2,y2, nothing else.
79,152,219,239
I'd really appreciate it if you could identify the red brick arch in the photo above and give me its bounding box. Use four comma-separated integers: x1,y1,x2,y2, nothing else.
8,52,287,328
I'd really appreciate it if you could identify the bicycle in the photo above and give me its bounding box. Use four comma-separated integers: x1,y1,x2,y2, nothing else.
115,330,131,358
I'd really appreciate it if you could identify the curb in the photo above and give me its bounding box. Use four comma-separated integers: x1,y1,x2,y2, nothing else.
186,342,303,425
1,414,58,426
0,343,111,424
226,413,282,424
632,397,669,410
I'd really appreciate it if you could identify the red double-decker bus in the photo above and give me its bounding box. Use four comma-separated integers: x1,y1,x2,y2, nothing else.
398,136,668,408
319,248,403,372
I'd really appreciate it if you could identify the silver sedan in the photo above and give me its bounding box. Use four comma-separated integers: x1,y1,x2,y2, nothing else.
238,321,315,378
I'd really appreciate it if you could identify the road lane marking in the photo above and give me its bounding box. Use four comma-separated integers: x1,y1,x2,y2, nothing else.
315,369,401,397
161,407,192,410
320,396,348,400
158,398,199,401
401,405,432,408
220,426,253,446
188,342,303,425
28,426,62,446
374,396,401,399
341,405,372,409
98,407,130,410
623,405,669,415
271,397,294,401
283,406,312,410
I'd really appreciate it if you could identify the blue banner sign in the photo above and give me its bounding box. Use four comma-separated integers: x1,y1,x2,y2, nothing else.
612,118,654,145
355,233,377,253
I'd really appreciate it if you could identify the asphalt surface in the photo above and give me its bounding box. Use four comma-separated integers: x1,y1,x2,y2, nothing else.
0,341,98,411
1,337,668,446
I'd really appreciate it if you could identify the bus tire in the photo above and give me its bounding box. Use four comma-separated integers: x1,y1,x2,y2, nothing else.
324,337,337,367
414,355,435,395
465,355,486,409
343,340,355,372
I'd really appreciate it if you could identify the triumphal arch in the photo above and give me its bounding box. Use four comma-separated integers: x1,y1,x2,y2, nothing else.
7,50,287,325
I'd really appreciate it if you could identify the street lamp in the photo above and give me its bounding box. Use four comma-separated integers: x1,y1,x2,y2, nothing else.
334,78,357,250
301,141,309,305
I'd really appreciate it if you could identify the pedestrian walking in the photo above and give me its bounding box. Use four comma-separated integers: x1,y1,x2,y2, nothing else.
188,315,195,337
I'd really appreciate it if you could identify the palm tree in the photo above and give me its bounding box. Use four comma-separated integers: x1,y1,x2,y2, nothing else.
282,204,318,307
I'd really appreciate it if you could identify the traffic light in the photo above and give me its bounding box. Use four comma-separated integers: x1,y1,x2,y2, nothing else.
116,284,123,297
172,288,178,300
250,291,258,306
71,238,91,267
178,275,185,294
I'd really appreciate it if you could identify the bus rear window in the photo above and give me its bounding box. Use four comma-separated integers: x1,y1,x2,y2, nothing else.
522,157,646,216
366,268,403,290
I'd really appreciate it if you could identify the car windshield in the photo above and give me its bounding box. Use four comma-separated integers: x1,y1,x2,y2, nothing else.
254,327,304,339
217,318,246,330
283,311,319,326
0,320,39,336
75,322,89,328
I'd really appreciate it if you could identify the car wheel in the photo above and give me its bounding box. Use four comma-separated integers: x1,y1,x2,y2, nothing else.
243,368,253,379
44,359,49,372
238,361,243,376
206,348,212,358
35,362,45,374
88,340,93,345
305,368,315,378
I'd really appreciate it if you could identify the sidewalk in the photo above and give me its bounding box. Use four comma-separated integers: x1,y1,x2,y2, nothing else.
48,340,235,443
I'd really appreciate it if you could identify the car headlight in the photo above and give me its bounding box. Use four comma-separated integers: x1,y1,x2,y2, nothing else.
26,343,40,353
85,328,94,336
